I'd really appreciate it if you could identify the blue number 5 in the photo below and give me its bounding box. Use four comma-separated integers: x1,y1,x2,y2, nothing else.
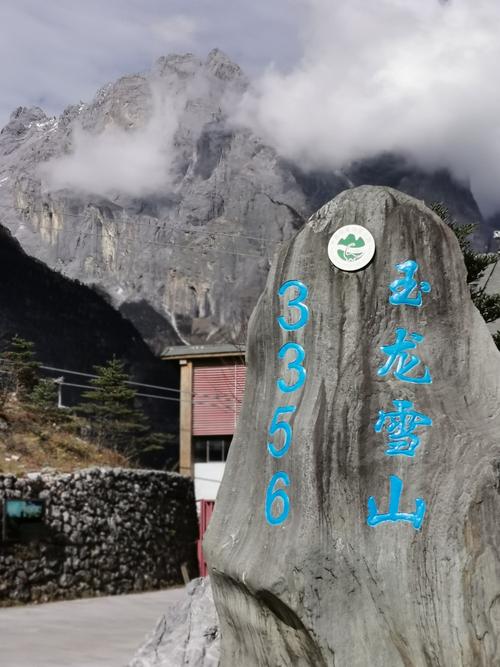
277,343,306,393
277,280,309,331
267,406,297,458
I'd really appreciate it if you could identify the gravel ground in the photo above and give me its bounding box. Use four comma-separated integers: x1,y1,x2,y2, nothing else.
0,587,187,667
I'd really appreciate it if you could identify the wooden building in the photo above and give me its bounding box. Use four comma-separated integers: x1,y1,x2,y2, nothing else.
161,344,246,483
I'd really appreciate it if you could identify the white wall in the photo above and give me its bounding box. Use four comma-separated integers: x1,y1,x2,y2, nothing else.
194,462,226,501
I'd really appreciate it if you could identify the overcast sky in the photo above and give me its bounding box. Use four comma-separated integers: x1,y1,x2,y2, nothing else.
2,0,500,216
0,0,304,124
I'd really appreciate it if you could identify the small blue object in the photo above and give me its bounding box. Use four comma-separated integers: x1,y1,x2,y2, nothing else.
378,328,432,384
265,471,290,525
374,399,432,457
267,406,297,458
367,475,426,530
277,280,309,331
277,343,307,393
389,260,431,307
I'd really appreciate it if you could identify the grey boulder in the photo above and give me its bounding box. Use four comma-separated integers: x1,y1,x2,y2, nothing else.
204,185,500,666
130,578,220,667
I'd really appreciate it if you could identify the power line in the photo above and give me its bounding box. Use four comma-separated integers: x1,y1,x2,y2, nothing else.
0,200,285,251
60,378,242,408
0,172,293,245
1,357,244,398
16,223,265,260
60,380,181,402
58,380,242,411
61,379,242,410
0,359,180,394
1,363,242,410
39,363,245,403
0,358,246,408
3,361,242,410
0,209,268,261
1,364,242,415
40,364,181,393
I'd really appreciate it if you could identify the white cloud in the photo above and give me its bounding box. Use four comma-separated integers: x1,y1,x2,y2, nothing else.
41,86,183,197
0,0,299,126
5,0,499,215
151,15,198,47
236,0,500,215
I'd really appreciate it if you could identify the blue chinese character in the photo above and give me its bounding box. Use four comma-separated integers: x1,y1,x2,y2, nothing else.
367,475,426,529
378,328,432,384
375,399,432,457
389,260,431,307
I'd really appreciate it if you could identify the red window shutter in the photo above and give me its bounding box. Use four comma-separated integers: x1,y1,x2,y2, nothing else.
192,363,246,436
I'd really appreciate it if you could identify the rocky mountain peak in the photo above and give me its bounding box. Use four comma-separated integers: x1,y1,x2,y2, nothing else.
205,48,246,82
153,52,203,79
10,106,48,123
1,106,50,138
0,51,488,352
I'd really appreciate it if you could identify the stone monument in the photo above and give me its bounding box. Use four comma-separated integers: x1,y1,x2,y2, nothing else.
204,185,500,666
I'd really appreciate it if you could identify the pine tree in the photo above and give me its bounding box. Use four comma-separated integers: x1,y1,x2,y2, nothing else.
30,378,59,416
431,203,500,348
1,335,40,398
76,358,149,456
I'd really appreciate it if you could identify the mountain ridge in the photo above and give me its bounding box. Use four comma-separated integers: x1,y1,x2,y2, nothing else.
0,49,490,350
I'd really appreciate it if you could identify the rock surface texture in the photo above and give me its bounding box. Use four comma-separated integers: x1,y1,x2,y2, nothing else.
130,577,220,667
0,51,486,351
204,186,500,666
0,468,198,605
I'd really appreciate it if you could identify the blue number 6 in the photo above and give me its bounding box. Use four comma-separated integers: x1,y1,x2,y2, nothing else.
277,343,306,393
267,406,297,458
277,280,309,331
265,472,290,525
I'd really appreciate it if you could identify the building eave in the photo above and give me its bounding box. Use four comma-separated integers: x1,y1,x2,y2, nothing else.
161,344,246,361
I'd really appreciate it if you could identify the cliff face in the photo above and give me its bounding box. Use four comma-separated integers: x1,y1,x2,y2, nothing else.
0,50,486,351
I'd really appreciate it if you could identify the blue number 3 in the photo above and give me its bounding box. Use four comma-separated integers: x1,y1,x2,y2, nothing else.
277,343,306,393
278,280,309,331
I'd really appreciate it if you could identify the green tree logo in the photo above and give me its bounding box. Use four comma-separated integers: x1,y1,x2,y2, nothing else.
337,233,366,262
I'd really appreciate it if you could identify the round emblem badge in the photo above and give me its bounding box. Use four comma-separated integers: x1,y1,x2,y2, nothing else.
327,224,376,271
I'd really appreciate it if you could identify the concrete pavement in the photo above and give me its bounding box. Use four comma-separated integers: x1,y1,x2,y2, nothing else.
0,587,187,667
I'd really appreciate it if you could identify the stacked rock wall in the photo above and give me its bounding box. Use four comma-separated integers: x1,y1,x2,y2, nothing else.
0,468,198,605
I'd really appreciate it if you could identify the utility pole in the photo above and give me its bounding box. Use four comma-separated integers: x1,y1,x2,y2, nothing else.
480,231,500,295
54,376,65,409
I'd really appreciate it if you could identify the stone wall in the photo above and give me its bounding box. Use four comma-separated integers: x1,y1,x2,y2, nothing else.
0,468,198,605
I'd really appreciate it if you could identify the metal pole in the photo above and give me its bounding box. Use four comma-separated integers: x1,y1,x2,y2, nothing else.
479,231,500,295
54,376,64,409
